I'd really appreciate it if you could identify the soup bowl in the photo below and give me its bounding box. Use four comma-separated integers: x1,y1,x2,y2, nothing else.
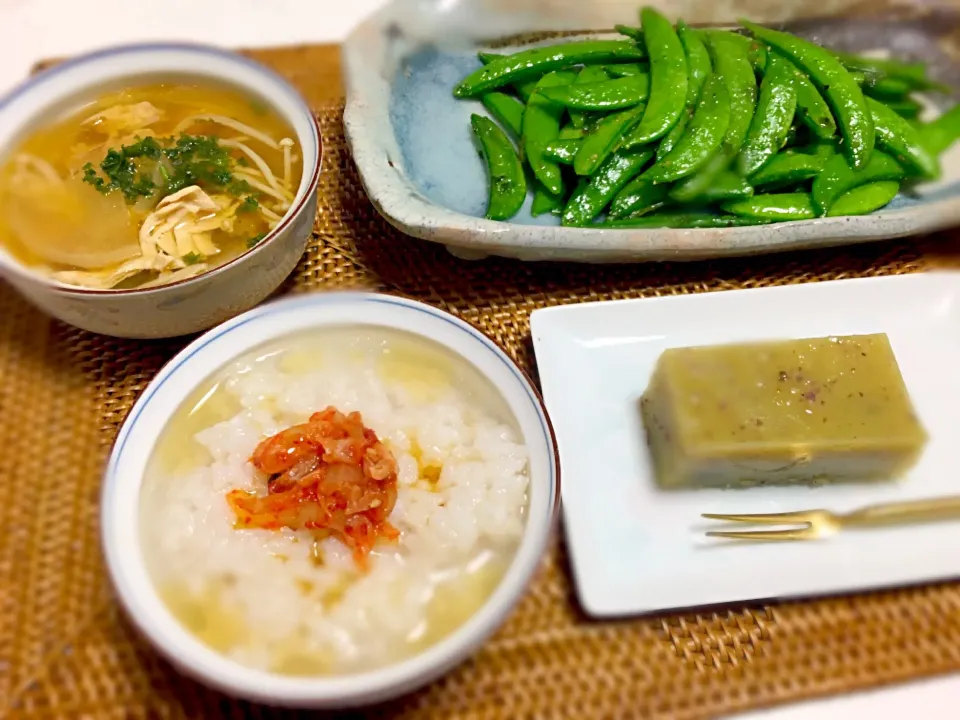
0,43,321,339
101,291,560,707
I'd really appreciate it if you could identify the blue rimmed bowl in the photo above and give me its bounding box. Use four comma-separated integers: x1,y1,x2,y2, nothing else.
100,291,560,708
0,43,322,338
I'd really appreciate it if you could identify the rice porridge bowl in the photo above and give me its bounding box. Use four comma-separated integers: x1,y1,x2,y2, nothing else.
140,326,530,675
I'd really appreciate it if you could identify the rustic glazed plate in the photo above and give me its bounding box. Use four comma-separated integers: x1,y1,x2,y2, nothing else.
343,0,960,262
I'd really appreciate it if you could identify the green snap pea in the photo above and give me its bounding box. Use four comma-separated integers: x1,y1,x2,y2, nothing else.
539,75,650,111
643,74,731,183
835,52,948,92
657,108,691,160
605,63,647,77
749,147,834,189
562,148,654,226
721,31,768,74
615,24,645,42
543,138,581,164
608,176,671,219
470,114,527,220
558,125,587,140
866,96,939,179
885,98,922,120
738,54,798,176
696,171,754,202
677,21,711,106
569,66,611,128
531,184,566,217
920,103,960,155
480,92,525,139
722,192,816,220
811,150,905,215
791,68,838,140
599,212,772,228
575,103,647,176
742,21,874,169
668,152,729,203
826,180,900,216
627,7,688,145
705,31,758,155
456,40,647,97
477,52,538,102
861,75,912,101
523,71,578,195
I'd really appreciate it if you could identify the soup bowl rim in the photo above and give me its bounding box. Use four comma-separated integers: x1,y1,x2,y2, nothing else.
100,290,561,707
0,41,322,296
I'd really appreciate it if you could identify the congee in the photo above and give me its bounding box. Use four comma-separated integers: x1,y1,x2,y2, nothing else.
0,81,302,290
140,327,530,675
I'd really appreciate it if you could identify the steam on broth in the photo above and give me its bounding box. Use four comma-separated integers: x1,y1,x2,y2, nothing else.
141,327,530,675
0,82,303,290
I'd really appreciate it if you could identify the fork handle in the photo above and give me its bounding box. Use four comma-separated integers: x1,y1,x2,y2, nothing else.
845,495,960,528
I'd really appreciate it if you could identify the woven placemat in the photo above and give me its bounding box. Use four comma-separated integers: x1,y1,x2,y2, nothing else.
4,43,960,720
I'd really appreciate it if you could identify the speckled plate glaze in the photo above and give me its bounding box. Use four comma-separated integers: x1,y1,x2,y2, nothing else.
343,0,960,262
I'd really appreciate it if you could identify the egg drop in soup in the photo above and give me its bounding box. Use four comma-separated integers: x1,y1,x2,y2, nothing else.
0,82,302,290
140,327,531,675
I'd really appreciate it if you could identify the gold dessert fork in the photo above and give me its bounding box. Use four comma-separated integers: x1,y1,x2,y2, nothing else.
703,495,960,541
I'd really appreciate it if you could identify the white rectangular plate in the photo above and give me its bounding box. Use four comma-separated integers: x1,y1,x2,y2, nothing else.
531,272,960,617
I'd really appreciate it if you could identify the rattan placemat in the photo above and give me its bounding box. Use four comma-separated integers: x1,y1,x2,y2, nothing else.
4,43,960,720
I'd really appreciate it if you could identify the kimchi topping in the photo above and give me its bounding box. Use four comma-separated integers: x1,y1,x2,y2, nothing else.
226,406,400,568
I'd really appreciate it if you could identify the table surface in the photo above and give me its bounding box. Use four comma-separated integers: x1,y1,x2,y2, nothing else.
1,0,958,716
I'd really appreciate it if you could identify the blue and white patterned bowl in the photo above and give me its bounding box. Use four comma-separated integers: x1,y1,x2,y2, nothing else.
343,0,960,262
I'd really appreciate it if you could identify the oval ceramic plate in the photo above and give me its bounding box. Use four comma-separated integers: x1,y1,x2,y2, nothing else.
343,0,960,263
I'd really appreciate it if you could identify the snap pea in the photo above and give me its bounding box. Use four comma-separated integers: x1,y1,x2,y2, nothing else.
643,74,731,182
477,52,538,102
615,24,645,42
539,75,650,111
599,212,772,228
608,176,671,219
668,152,729,203
738,54,798,176
742,21,874,169
705,31,758,155
696,171,754,202
861,75,912,101
543,138,581,164
523,71,578,195
480,92,525,139
470,114,527,220
677,21,711,105
657,108,691,161
920,103,960,155
575,103,647,176
456,40,647,97
792,68,838,140
811,150,905,215
531,184,566,217
606,63,648,77
866,96,939,179
721,31,768,74
749,146,833,189
626,7,688,145
826,180,900,216
569,66,612,128
722,192,816,220
834,52,948,92
886,98,922,121
558,125,587,140
562,148,654,226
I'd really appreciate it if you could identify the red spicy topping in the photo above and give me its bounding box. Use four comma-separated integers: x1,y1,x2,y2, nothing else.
225,406,399,568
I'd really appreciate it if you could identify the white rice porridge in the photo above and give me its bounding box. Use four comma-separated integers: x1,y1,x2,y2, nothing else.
141,328,530,675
